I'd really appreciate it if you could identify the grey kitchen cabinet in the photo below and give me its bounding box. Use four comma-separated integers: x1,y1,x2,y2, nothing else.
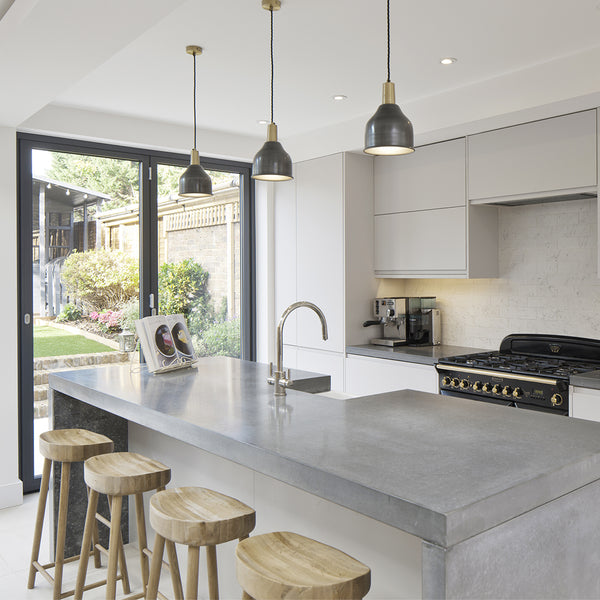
468,109,597,204
273,152,378,392
373,137,498,278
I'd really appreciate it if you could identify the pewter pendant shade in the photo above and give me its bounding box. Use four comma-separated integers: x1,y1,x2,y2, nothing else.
179,151,213,197
253,124,292,181
364,97,414,156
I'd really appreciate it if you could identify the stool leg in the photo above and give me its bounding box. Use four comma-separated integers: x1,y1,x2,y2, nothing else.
242,593,254,600
75,488,99,600
146,533,165,600
27,457,51,589
134,492,150,592
206,545,219,600
107,494,131,595
88,486,101,569
53,461,71,600
106,495,123,600
165,540,184,599
186,545,200,600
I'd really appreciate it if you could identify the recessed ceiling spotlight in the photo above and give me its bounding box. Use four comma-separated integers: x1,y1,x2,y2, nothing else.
440,57,458,65
257,119,269,125
332,94,347,101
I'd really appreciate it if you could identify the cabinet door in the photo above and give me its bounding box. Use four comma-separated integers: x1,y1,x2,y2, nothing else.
374,138,466,215
345,355,437,397
374,207,466,275
296,154,345,352
570,386,600,421
297,348,345,393
468,110,597,201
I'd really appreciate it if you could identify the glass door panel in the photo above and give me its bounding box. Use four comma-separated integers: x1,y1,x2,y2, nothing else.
29,149,141,478
156,164,241,358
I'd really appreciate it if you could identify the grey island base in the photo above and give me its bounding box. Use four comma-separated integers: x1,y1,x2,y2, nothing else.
49,357,600,599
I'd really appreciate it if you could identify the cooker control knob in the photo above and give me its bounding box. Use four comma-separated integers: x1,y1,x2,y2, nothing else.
512,387,523,399
459,379,469,389
450,378,460,388
472,381,482,391
551,393,563,406
482,383,491,393
492,384,501,395
502,386,513,397
441,376,451,386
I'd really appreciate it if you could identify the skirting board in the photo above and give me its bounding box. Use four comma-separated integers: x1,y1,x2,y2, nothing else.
0,479,23,509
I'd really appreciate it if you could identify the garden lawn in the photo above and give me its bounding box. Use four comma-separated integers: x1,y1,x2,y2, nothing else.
34,326,115,358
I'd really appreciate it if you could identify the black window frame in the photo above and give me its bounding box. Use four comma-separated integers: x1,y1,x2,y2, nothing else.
17,132,255,492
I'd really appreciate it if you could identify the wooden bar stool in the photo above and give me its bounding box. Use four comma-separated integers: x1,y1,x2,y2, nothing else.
146,487,256,600
236,532,371,600
74,451,174,600
27,428,115,600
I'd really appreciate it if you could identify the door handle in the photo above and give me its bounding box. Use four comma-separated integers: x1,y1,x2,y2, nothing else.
24,313,31,325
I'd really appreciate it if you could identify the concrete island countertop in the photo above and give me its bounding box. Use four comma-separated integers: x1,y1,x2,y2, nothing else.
49,357,600,549
571,370,600,390
346,343,490,365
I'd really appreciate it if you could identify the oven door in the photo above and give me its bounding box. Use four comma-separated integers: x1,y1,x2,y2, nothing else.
440,388,567,415
440,388,512,407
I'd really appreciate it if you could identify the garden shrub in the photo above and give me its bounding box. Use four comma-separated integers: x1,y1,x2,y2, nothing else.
56,303,82,322
61,249,138,312
158,258,213,326
90,309,123,332
194,318,240,358
119,298,140,333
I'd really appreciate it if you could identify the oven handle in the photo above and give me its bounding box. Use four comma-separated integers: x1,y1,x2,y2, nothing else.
436,364,557,386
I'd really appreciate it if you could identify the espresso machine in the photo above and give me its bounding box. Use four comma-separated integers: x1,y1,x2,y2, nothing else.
364,297,441,347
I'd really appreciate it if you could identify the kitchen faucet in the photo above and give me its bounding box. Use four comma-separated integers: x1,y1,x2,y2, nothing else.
268,301,328,396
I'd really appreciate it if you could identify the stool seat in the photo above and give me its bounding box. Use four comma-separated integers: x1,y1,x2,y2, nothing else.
236,532,371,600
39,428,113,463
150,487,256,546
84,451,171,496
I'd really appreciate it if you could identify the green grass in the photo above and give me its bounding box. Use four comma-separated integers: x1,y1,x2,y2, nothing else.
34,326,115,358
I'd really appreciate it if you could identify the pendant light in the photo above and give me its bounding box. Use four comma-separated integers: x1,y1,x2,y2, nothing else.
252,0,293,181
179,45,213,198
364,0,414,156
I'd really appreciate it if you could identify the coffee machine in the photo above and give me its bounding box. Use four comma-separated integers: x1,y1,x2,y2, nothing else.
365,297,441,347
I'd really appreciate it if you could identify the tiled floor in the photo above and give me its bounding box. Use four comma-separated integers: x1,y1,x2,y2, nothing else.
0,493,173,599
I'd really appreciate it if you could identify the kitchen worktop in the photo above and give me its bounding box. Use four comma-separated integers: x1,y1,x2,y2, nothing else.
571,370,600,390
346,343,490,365
49,357,600,548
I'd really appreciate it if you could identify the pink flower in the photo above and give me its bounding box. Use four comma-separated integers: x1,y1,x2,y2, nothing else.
90,311,99,321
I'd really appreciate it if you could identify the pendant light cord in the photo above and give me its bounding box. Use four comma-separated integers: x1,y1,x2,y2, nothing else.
270,7,274,124
193,51,197,150
386,0,391,82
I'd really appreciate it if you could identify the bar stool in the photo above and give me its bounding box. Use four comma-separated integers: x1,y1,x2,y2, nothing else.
146,487,256,600
27,428,115,600
74,451,173,600
236,532,371,600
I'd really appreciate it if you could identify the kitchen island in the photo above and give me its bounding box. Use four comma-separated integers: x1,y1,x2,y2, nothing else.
49,357,600,599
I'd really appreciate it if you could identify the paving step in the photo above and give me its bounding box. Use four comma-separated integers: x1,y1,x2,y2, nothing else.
34,351,128,372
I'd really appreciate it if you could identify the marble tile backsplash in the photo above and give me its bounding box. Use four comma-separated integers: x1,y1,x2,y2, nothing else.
376,198,600,350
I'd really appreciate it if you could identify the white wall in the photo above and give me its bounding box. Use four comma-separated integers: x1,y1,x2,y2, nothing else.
0,126,23,508
377,198,600,350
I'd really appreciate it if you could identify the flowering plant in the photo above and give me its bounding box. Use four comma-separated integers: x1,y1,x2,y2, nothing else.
92,309,123,332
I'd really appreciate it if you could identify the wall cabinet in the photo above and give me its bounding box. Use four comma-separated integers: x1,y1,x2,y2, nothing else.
373,138,498,278
570,386,600,421
468,110,597,204
345,354,438,397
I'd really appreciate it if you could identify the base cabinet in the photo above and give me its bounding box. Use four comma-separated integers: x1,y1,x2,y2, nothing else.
570,386,600,421
345,354,438,397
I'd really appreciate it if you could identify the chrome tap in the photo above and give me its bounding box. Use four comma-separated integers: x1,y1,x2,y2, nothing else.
268,301,328,396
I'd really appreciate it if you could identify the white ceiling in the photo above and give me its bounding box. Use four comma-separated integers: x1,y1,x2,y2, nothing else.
3,0,600,153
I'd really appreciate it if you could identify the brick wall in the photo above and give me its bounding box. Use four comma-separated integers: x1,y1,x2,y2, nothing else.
165,221,241,317
377,198,600,349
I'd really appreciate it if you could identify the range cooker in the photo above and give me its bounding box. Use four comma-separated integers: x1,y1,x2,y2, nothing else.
436,334,600,415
